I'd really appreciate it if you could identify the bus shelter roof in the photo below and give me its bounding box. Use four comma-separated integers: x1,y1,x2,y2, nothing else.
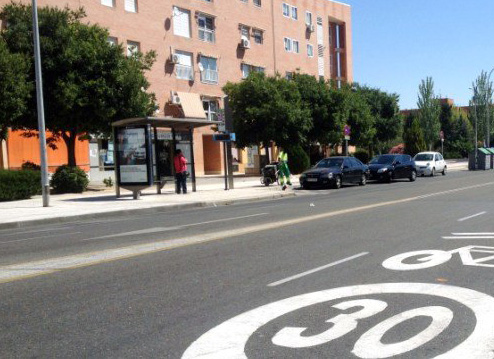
112,117,221,131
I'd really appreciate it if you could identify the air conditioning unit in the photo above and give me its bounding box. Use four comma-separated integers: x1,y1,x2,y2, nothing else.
172,95,181,104
306,23,315,32
240,37,250,49
170,54,179,64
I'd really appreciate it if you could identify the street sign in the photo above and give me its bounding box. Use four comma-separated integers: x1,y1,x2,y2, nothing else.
440,130,444,140
344,125,351,136
344,135,350,140
213,133,236,142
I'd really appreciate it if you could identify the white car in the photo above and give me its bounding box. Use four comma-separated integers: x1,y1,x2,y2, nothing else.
413,152,447,176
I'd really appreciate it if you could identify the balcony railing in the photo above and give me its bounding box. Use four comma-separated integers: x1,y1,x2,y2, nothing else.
201,69,218,84
199,29,215,43
176,64,193,80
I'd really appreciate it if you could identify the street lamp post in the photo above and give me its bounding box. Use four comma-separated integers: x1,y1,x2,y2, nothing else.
32,0,49,207
486,68,494,148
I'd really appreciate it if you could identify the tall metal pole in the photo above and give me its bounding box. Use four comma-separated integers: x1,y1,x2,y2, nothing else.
32,0,49,207
486,68,494,148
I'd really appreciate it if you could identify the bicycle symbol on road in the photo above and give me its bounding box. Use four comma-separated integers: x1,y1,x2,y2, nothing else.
382,245,494,271
182,283,494,358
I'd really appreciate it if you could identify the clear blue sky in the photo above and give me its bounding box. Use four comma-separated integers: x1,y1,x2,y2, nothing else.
341,0,494,109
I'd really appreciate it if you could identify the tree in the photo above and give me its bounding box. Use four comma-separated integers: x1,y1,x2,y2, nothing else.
344,85,376,153
223,72,311,158
0,3,157,166
355,85,402,155
403,115,426,157
470,71,493,147
417,77,441,150
0,38,29,140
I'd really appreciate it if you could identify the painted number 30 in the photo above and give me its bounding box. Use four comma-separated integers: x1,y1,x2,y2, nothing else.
272,299,453,358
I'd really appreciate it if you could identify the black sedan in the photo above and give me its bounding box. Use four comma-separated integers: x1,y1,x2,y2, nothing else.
299,156,369,189
368,154,417,182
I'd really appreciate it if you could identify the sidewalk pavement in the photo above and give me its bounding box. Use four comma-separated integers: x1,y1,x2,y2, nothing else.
0,159,469,230
0,176,297,229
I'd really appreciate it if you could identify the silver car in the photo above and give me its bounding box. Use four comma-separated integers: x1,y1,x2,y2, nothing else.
413,152,447,176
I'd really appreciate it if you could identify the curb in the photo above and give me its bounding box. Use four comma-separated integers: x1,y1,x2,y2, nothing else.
0,191,297,230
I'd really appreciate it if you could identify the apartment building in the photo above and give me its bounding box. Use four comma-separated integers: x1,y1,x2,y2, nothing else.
0,0,352,176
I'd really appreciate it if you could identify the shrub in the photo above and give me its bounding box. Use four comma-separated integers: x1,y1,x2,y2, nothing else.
50,165,89,193
0,170,41,201
353,149,370,164
287,145,310,174
21,161,41,171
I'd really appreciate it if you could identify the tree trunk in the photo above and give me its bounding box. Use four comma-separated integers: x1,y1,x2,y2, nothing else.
62,132,77,167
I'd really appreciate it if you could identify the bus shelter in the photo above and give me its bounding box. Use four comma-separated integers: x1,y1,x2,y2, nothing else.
112,116,220,198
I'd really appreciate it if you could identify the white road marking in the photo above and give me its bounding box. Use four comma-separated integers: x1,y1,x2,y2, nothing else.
1,182,493,284
182,283,494,358
268,252,369,287
83,213,268,241
0,226,74,236
451,233,494,236
443,236,494,239
458,212,487,222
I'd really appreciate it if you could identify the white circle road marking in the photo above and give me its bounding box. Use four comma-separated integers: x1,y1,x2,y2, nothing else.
182,283,494,359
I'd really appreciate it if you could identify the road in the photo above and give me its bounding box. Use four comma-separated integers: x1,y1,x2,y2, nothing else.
1,169,494,358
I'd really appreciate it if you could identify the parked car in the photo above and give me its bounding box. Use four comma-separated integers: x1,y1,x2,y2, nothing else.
368,154,417,182
299,156,369,189
414,152,447,176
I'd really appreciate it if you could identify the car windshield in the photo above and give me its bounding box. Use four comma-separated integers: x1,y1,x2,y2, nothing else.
315,158,344,168
369,155,395,164
415,154,433,161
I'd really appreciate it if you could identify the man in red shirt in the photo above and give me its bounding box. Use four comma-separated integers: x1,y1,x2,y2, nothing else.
174,149,188,194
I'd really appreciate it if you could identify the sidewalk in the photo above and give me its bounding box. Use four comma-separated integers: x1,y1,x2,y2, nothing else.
0,176,297,229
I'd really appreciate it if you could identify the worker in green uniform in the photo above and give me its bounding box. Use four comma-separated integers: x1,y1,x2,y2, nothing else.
277,148,292,190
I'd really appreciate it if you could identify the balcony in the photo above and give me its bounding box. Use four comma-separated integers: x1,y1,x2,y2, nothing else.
201,69,218,84
176,64,193,80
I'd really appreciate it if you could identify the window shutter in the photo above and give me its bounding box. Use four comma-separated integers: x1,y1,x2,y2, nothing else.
124,0,137,13
173,7,191,38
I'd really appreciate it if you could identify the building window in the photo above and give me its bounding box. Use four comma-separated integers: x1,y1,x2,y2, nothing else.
241,64,264,79
253,29,263,44
126,41,140,57
293,40,299,53
253,0,261,6
173,7,191,38
124,0,137,13
198,14,215,43
305,11,312,25
307,44,314,57
285,72,293,80
199,56,218,84
282,3,290,17
175,50,194,80
203,99,219,121
101,0,114,7
107,36,118,46
291,6,297,20
284,37,292,52
240,25,250,39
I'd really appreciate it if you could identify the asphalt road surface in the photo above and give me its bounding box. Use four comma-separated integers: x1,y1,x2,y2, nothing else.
1,169,494,358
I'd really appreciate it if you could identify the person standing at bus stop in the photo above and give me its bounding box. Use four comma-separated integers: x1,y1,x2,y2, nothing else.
278,148,292,190
174,149,188,194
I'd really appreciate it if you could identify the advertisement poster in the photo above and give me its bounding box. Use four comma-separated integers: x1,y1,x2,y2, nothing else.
117,127,149,184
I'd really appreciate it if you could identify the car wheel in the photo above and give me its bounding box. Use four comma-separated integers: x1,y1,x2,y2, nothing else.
430,168,435,177
333,176,342,189
302,183,310,190
442,166,447,176
409,170,416,182
359,174,367,186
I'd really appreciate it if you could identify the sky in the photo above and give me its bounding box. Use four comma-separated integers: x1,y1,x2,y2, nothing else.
340,0,494,110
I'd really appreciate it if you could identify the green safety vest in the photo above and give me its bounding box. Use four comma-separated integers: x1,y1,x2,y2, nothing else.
279,151,288,163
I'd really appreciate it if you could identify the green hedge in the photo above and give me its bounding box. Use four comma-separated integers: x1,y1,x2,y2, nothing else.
287,145,310,174
0,170,41,201
50,165,89,193
353,149,370,164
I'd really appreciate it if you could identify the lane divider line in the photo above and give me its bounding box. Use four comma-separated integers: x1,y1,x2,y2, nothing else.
267,252,369,287
1,181,493,285
458,212,487,222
